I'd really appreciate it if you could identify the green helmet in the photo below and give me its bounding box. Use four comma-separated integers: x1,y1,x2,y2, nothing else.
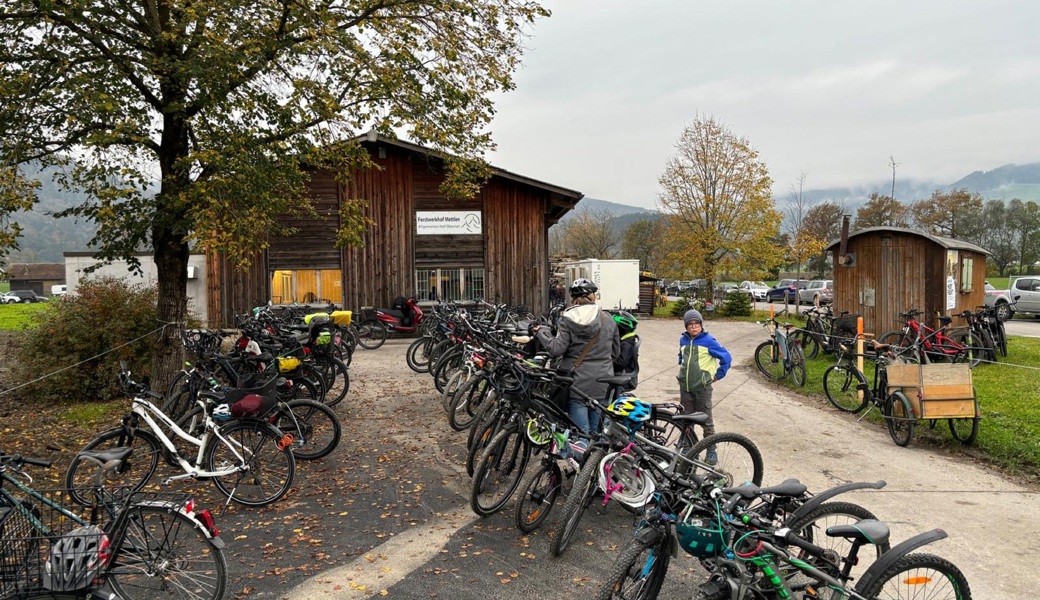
612,310,638,332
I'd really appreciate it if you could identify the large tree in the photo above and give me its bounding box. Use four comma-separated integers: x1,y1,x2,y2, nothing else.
657,116,781,291
980,200,1016,276
552,207,618,260
855,193,908,229
1008,199,1040,275
782,172,824,283
802,201,845,276
0,0,548,386
910,188,984,242
621,218,663,272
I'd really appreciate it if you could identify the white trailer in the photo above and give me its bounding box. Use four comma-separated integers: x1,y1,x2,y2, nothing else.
561,259,640,311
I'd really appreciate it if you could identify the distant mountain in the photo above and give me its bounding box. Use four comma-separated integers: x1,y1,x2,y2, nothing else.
574,197,656,218
945,163,1040,202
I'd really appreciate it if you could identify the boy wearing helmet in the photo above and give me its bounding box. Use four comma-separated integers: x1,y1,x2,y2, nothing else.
612,311,640,392
677,309,731,463
534,278,621,434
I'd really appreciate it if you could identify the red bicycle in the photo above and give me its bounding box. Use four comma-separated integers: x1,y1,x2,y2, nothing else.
878,309,981,368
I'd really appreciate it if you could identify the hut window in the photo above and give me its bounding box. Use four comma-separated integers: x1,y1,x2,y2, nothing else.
960,258,974,292
415,268,486,302
270,269,342,304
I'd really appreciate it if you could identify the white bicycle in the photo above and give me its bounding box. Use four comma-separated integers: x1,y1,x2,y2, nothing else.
65,367,296,508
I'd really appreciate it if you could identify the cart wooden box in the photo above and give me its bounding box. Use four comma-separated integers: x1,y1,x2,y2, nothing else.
886,363,978,419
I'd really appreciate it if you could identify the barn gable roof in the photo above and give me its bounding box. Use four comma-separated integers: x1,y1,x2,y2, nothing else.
6,263,65,280
825,227,991,256
358,131,584,223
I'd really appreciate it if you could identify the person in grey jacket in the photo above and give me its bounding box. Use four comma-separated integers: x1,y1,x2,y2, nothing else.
534,278,621,434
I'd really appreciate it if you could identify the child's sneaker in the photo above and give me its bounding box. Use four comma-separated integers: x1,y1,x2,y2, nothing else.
705,447,718,466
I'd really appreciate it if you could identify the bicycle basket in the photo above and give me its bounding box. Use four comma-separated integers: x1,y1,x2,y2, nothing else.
831,313,860,348
181,329,221,357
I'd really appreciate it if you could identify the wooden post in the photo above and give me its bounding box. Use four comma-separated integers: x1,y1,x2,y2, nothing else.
857,317,865,398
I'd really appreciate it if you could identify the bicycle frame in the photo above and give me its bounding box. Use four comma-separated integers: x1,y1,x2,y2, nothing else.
127,396,254,482
0,468,88,534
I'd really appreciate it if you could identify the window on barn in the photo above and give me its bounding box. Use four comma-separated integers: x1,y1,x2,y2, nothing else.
270,269,342,304
415,268,486,302
960,258,974,293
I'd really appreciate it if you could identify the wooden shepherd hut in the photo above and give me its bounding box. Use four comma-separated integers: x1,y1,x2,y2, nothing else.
207,132,583,326
825,227,990,336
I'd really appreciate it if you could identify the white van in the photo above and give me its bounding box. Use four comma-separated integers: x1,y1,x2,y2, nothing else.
50,284,67,296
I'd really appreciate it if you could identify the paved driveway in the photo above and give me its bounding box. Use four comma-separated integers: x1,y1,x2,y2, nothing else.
279,316,1032,600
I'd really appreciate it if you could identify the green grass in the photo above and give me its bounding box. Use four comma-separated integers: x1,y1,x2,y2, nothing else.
0,303,51,330
60,400,126,425
767,337,1040,479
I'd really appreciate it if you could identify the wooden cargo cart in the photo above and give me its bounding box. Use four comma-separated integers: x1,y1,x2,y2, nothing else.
886,362,980,446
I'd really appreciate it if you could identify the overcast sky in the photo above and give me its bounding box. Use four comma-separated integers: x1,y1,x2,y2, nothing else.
485,0,1040,209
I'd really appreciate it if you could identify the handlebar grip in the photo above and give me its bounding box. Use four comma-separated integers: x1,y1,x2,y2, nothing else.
782,530,831,562
23,456,52,467
723,491,743,515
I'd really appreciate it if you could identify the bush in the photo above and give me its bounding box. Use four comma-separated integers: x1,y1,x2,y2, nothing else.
13,277,160,403
670,293,692,317
719,291,753,317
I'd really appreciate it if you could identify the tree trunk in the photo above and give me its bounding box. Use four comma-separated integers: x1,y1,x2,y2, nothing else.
151,234,189,395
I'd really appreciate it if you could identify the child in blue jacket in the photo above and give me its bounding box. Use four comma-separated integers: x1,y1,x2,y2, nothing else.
677,309,732,463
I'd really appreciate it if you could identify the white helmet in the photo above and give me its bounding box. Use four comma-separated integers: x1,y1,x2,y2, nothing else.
212,403,232,421
598,452,656,509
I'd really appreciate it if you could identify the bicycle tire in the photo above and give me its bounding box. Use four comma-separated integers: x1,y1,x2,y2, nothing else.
312,356,349,407
205,419,295,507
406,336,435,373
425,339,454,374
470,424,531,517
886,391,915,447
442,368,473,416
515,461,564,533
162,370,192,419
977,328,996,364
272,399,342,460
948,417,979,445
682,432,764,487
106,504,227,600
950,331,982,368
793,329,820,360
65,428,162,506
995,322,1008,357
855,552,972,600
433,349,464,394
790,345,807,387
753,340,786,381
466,415,501,477
823,364,869,414
286,375,321,404
785,501,889,582
356,319,386,350
595,533,670,600
549,447,606,557
448,374,489,431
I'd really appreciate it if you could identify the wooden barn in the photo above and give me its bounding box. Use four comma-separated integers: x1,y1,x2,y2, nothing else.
825,227,990,336
6,263,65,296
207,132,583,325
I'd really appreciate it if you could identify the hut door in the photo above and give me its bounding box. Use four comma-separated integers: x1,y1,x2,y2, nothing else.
878,236,902,335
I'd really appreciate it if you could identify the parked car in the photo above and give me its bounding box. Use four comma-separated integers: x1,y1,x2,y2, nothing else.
2,290,47,304
798,279,833,305
714,282,739,298
994,277,1040,319
738,280,769,301
50,284,67,296
765,279,806,303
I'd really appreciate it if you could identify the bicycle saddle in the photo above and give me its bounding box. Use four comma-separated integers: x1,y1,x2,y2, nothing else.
597,375,635,387
826,519,891,547
937,316,952,326
77,446,134,466
671,412,711,426
756,478,808,498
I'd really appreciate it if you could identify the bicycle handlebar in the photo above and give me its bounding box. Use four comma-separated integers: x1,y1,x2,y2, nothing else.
0,454,52,468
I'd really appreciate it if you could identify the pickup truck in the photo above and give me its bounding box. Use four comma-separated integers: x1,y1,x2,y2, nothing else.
985,277,1040,320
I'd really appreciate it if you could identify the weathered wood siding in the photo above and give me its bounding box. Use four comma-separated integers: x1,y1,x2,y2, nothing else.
340,147,414,310
483,178,549,313
413,162,483,268
832,231,987,335
268,169,341,270
207,248,269,327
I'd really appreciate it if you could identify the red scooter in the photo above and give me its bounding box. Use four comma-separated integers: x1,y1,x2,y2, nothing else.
356,296,424,350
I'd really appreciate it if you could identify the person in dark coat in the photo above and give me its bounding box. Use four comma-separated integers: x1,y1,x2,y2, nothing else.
611,311,640,392
534,278,620,434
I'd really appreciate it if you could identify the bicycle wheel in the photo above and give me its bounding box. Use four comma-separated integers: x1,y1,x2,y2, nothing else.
823,364,869,414
549,447,606,557
977,328,995,364
425,339,454,374
162,371,192,420
856,553,972,600
886,391,915,447
789,345,807,387
753,340,786,380
448,374,489,431
312,356,349,407
681,432,764,487
272,399,342,460
950,331,982,368
948,417,979,445
786,501,889,582
515,461,564,533
285,375,320,403
433,349,464,394
205,419,295,507
995,322,1008,357
356,319,386,350
470,424,531,517
442,368,473,416
406,336,436,373
65,429,162,506
466,414,501,477
595,534,670,600
792,329,820,360
107,504,227,600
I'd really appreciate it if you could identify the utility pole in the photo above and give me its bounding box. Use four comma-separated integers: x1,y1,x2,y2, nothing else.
889,155,900,199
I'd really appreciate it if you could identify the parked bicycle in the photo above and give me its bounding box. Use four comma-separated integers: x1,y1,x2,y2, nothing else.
754,316,807,387
823,341,918,446
66,367,296,508
878,309,980,368
1,452,227,600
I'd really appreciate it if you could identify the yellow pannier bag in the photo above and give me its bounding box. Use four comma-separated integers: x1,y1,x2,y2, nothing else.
304,312,330,324
277,357,301,373
331,310,352,326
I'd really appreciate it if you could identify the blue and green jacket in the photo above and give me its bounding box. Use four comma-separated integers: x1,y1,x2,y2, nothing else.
677,330,731,392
